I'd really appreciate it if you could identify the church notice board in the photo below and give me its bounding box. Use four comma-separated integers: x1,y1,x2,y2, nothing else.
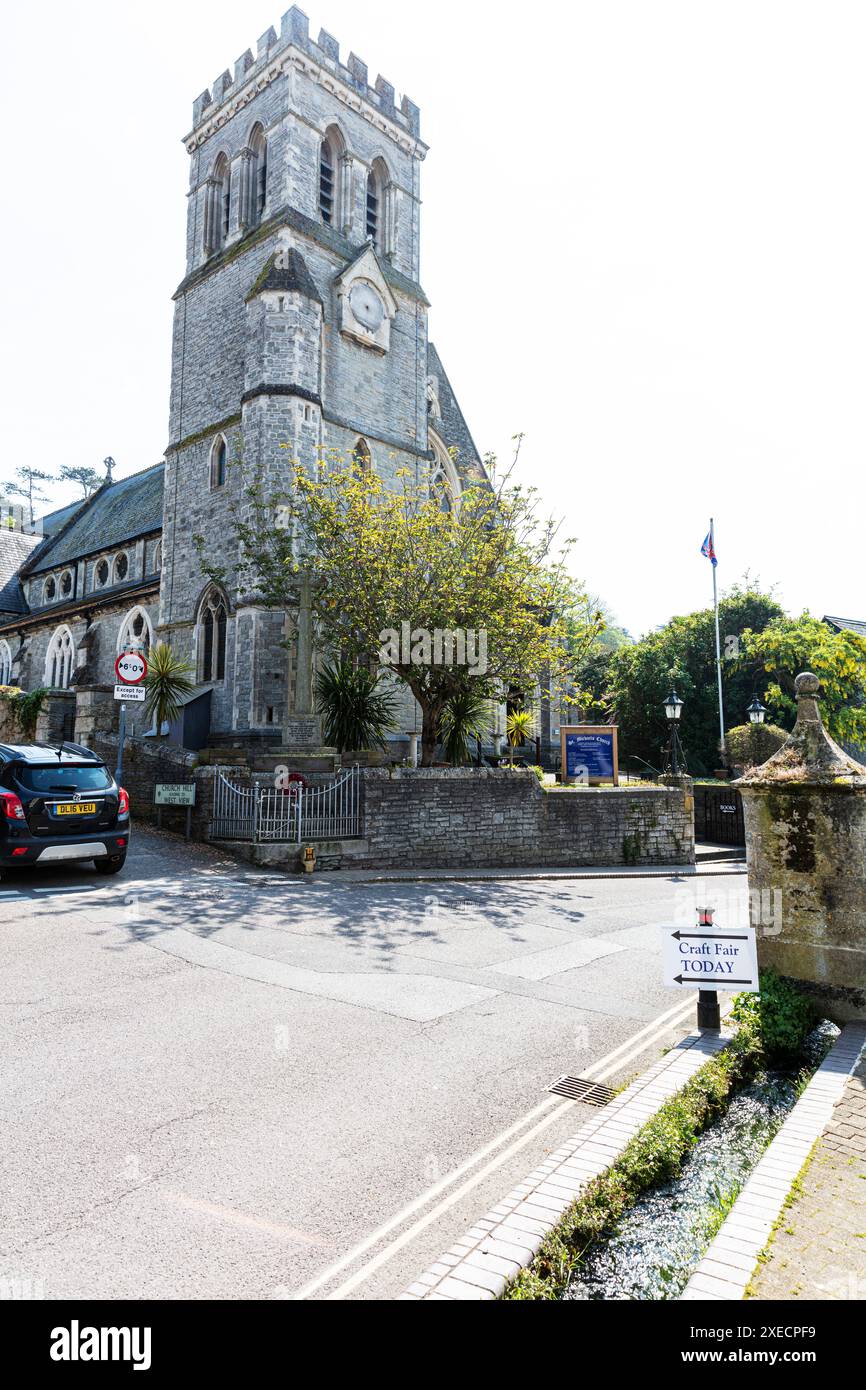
561,726,619,786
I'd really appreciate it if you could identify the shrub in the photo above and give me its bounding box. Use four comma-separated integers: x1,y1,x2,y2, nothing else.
0,685,48,741
725,722,788,771
730,970,815,1063
315,660,398,753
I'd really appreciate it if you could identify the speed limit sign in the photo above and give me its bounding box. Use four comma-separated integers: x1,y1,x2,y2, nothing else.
115,650,148,684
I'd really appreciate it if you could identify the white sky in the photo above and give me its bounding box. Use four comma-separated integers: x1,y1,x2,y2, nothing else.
1,1,863,636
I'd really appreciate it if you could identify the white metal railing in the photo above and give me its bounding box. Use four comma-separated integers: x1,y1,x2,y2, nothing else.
209,766,362,844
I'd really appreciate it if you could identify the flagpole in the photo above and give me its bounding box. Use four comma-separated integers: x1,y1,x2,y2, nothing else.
710,517,726,760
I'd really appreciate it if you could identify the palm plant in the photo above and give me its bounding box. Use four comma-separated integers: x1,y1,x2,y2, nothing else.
143,642,196,738
506,708,533,767
316,660,398,753
440,684,490,766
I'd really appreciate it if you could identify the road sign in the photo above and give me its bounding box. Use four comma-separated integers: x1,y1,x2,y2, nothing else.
115,650,148,684
155,784,196,807
114,684,146,703
662,923,759,992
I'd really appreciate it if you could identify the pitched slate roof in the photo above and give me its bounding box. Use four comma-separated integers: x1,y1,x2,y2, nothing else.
0,529,41,615
246,248,323,304
26,464,164,575
823,615,866,640
427,343,485,482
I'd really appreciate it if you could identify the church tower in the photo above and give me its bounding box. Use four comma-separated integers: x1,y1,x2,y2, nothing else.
159,7,483,744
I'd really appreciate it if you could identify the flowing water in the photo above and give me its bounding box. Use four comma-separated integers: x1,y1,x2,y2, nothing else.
564,1023,837,1302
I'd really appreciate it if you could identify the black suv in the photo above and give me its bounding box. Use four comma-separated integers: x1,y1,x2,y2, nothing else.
0,743,130,880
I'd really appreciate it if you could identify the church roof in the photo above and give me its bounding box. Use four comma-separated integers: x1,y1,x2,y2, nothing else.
427,343,485,481
25,464,165,575
823,615,866,640
246,248,323,304
0,529,41,616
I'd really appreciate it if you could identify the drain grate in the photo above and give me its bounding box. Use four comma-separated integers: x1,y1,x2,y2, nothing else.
548,1075,616,1106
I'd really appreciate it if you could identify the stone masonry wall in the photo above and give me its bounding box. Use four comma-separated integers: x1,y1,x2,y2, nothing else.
356,769,694,870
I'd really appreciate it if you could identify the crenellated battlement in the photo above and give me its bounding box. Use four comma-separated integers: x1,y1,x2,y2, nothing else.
189,6,421,143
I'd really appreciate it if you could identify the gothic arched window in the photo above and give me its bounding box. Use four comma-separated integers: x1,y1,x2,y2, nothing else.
210,434,228,489
95,558,109,588
366,167,380,244
351,437,371,473
44,576,56,603
198,589,228,683
0,639,12,685
113,552,129,584
430,431,461,514
250,124,268,226
319,135,336,225
205,153,231,255
45,625,76,689
118,606,152,654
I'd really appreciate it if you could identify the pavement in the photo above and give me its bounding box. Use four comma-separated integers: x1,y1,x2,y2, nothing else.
749,1052,866,1301
0,825,748,1301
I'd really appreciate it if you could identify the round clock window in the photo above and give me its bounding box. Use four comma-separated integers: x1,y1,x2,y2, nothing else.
349,282,385,333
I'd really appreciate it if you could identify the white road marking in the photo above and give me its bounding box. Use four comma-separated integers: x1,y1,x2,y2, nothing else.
291,994,698,1300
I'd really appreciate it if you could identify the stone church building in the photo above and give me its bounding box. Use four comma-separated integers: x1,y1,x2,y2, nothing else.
0,9,507,758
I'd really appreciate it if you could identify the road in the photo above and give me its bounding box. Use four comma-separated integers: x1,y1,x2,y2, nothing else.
0,827,747,1300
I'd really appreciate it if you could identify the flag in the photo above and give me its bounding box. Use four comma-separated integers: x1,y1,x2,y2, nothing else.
701,525,717,567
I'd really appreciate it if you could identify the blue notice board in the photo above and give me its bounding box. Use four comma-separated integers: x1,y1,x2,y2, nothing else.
561,726,619,785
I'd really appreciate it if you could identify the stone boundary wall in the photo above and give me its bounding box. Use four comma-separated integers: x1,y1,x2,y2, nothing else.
356,769,694,870
90,734,206,835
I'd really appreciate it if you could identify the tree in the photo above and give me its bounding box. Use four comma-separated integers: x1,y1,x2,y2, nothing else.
506,708,533,767
608,583,785,776
58,465,102,500
740,615,866,750
198,451,604,766
6,467,54,522
143,643,195,738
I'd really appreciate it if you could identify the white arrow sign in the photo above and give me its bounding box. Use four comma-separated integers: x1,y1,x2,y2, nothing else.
662,924,759,993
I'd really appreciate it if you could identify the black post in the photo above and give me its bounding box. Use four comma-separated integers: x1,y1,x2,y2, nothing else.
697,989,721,1031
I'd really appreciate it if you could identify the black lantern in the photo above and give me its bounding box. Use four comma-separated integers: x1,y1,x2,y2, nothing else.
747,695,768,725
663,689,684,722
662,689,686,776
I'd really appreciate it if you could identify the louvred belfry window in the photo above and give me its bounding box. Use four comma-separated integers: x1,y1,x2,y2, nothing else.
319,139,335,224
366,169,379,243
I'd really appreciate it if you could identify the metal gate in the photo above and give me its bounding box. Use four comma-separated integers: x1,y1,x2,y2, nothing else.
209,766,362,843
694,784,745,846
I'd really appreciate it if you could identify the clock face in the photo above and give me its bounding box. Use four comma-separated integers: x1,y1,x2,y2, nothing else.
349,281,385,332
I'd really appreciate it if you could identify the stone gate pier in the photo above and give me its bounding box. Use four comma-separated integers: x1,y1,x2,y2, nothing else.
737,672,866,1021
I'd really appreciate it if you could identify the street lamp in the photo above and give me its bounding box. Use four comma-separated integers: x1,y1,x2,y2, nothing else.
747,695,768,725
663,688,686,776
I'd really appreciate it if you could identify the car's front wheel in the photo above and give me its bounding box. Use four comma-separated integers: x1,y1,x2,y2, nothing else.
94,852,127,875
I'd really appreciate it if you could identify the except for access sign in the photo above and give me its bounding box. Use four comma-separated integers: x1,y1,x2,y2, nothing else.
115,650,148,684
114,684,146,703
662,924,759,993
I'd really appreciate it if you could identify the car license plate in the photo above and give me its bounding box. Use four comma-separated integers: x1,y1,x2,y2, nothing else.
56,803,97,816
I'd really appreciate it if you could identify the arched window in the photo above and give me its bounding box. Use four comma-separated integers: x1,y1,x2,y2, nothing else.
44,576,56,603
366,167,380,244
198,588,228,682
351,437,371,472
45,625,76,689
118,606,153,654
0,639,12,685
430,431,461,514
250,124,268,227
210,434,228,489
112,552,129,584
94,558,109,588
60,569,74,598
319,134,336,225
205,154,231,255
366,158,392,254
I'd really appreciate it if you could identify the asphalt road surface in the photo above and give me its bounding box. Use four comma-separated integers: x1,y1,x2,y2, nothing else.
0,827,747,1300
